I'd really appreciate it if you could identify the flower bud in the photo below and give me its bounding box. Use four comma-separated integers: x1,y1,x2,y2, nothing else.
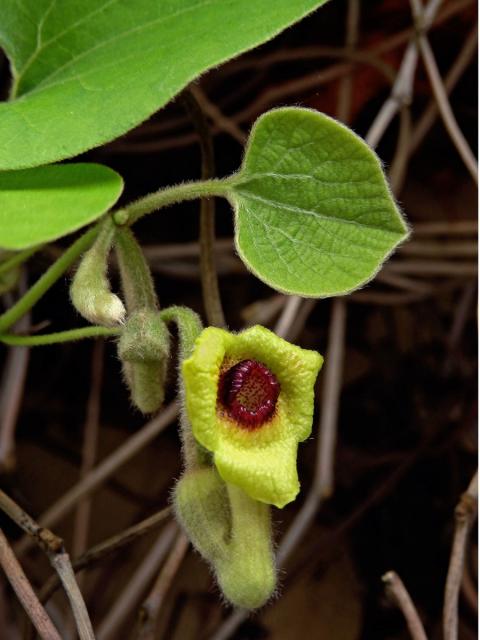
70,220,125,326
118,309,170,414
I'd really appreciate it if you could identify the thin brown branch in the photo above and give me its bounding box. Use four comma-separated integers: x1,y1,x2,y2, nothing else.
384,260,476,277
182,89,226,328
274,296,303,339
0,528,61,640
383,571,428,640
366,0,443,149
412,221,477,236
409,25,478,155
0,276,30,473
135,532,189,640
72,341,104,564
0,489,94,640
37,506,171,606
189,85,246,145
337,0,360,123
388,105,413,194
96,523,178,640
443,470,478,640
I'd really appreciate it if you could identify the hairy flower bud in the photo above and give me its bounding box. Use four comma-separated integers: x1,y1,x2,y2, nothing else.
70,220,125,326
118,309,170,414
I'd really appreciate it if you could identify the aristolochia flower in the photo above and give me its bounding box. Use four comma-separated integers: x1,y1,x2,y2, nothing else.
182,325,323,508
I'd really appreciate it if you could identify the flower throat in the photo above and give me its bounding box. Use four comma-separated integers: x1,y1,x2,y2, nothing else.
219,359,280,429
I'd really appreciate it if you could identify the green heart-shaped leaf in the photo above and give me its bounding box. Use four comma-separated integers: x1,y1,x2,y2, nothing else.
0,0,329,170
229,108,409,297
0,163,123,249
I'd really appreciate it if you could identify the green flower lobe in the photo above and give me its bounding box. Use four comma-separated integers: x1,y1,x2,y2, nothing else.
182,325,323,508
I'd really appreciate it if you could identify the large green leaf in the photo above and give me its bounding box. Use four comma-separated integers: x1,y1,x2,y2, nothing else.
229,108,409,297
0,0,329,170
0,163,123,249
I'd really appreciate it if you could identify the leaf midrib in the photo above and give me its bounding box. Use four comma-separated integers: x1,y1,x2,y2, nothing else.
235,188,405,236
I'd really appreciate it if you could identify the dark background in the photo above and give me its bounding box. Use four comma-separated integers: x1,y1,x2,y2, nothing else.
0,1,477,638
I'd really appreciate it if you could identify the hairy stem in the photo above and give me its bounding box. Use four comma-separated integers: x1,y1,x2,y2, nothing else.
0,325,120,346
0,226,98,334
113,178,232,227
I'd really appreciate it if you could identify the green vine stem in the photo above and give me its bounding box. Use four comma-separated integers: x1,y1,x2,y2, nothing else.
159,306,205,469
115,227,158,312
0,326,120,347
112,178,232,227
0,226,99,335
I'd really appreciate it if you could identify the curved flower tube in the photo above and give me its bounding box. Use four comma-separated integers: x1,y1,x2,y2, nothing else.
182,325,323,508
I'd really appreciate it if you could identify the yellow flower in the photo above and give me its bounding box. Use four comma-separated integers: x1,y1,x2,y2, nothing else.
182,325,323,508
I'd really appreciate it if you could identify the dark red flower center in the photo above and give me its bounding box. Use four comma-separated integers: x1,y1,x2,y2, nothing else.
218,359,280,429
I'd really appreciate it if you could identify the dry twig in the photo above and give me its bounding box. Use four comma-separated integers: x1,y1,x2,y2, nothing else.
0,528,61,640
37,506,172,607
96,523,178,640
410,0,478,183
135,532,189,640
443,471,478,640
0,488,94,640
383,571,428,640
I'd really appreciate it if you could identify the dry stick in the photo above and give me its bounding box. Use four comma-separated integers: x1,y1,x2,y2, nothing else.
382,571,428,640
182,89,226,329
0,279,31,473
0,528,62,640
278,298,347,565
410,0,478,183
351,279,466,306
15,400,180,556
37,507,172,607
72,341,104,567
443,281,476,375
135,533,189,640
388,105,412,194
96,523,178,640
189,85,246,145
443,470,478,640
273,296,303,340
409,25,478,155
336,0,360,123
366,0,443,149
383,260,476,276
376,271,432,294
0,489,94,640
400,241,477,258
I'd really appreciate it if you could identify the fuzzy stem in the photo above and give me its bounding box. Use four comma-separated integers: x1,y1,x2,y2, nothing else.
115,227,158,312
159,306,204,468
113,178,233,227
0,227,98,334
0,326,120,347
